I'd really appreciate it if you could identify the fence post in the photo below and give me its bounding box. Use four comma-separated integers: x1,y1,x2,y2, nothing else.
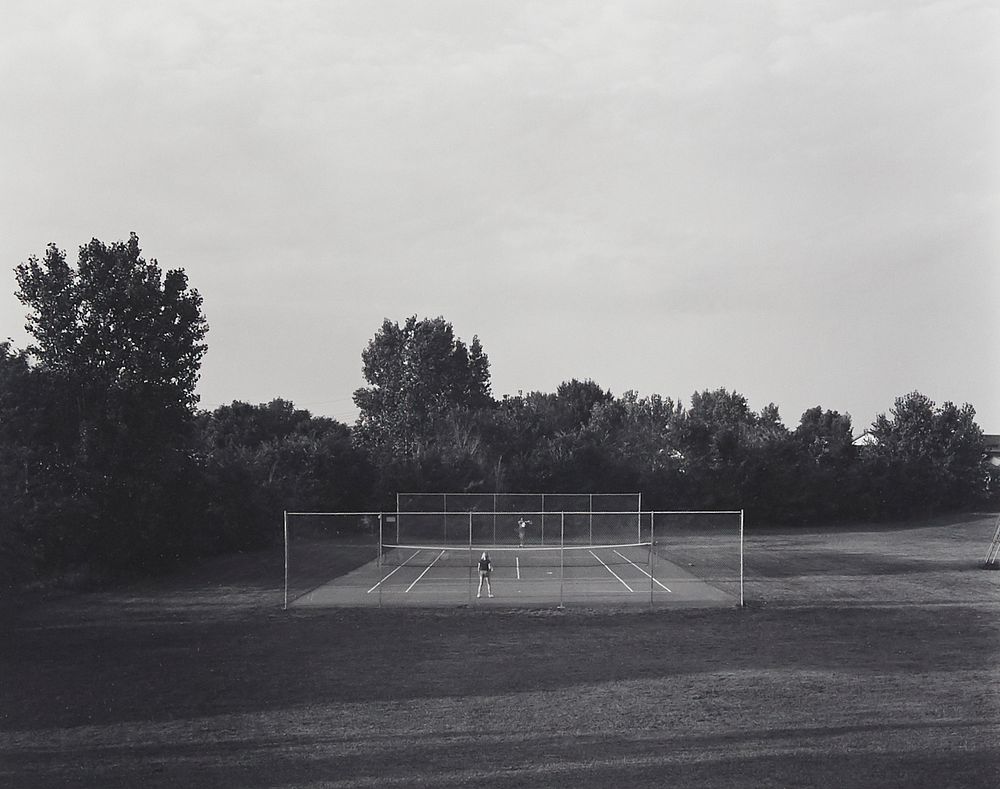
558,512,565,610
649,511,655,609
739,509,745,607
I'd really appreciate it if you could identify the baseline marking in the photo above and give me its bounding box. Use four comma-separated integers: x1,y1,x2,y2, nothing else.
367,549,422,594
405,549,446,593
589,550,634,592
613,549,672,593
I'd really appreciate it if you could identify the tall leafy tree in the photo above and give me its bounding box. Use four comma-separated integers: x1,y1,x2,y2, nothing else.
13,234,208,573
587,391,686,505
674,389,796,515
550,379,613,431
866,391,985,515
353,316,492,461
795,406,855,467
679,388,759,467
790,406,857,521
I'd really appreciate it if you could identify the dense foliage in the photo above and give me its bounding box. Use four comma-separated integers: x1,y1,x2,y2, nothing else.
1,240,995,587
353,316,492,460
195,399,372,553
5,236,208,581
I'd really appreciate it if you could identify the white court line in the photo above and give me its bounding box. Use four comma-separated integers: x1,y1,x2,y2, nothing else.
405,549,446,593
589,550,634,592
366,549,421,594
516,555,521,580
613,549,672,593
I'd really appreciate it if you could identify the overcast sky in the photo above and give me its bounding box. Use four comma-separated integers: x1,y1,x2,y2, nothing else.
2,0,998,432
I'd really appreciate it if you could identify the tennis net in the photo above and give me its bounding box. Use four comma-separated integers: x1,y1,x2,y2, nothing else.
379,541,653,570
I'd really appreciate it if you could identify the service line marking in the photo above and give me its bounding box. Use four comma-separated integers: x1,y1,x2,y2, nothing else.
367,549,422,593
405,549,446,593
516,555,521,580
613,549,672,592
589,550,634,592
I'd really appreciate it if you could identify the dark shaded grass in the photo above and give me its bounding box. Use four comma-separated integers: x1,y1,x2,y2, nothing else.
2,604,996,726
2,514,999,788
3,604,999,787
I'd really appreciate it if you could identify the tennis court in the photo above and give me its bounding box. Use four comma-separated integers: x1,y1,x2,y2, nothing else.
291,543,735,608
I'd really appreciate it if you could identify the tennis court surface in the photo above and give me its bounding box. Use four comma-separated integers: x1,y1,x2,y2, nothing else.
290,543,737,609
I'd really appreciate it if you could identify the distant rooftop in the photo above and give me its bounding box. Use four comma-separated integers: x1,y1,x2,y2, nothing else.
852,431,877,447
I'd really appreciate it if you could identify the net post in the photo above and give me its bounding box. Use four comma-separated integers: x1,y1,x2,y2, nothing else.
469,511,474,606
283,511,289,611
739,509,745,607
637,492,642,542
589,494,593,546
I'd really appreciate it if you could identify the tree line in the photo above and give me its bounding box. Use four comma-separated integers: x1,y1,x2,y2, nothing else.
1,236,995,587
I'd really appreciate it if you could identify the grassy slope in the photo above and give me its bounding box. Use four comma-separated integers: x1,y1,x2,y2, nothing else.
1,515,999,788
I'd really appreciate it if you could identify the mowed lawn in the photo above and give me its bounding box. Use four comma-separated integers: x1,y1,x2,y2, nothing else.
2,515,999,788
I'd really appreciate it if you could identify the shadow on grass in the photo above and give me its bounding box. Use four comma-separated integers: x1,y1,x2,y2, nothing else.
746,552,987,578
3,602,998,731
6,720,999,789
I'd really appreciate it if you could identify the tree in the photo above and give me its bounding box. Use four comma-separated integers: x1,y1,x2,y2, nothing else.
0,342,86,584
865,392,985,516
795,407,855,466
679,389,759,469
17,236,206,408
200,398,319,450
197,400,374,550
585,391,686,504
353,316,492,461
13,234,209,574
550,379,613,431
791,406,857,521
672,389,798,516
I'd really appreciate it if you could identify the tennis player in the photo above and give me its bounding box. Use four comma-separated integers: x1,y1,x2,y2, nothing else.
517,518,530,547
477,552,494,598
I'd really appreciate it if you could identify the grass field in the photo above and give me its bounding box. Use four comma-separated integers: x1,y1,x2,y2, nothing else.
2,513,999,787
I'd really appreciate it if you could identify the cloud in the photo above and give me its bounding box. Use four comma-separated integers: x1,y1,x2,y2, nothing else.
1,0,996,428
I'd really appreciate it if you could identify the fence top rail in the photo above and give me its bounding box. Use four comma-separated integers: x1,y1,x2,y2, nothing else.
285,509,742,516
653,510,743,515
285,511,386,516
395,492,642,496
389,510,648,516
